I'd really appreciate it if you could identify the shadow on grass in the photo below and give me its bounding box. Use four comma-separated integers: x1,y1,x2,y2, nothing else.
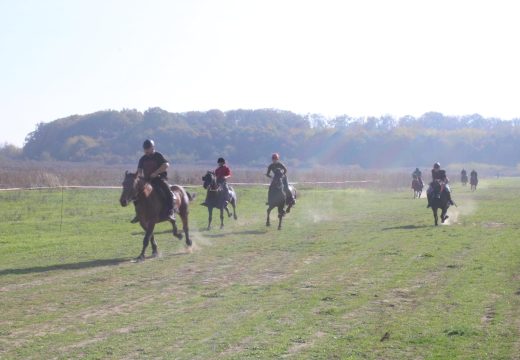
0,257,129,276
382,224,429,231
203,229,268,238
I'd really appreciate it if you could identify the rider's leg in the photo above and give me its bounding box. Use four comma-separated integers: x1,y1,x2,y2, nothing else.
445,184,455,205
283,176,295,204
156,178,175,220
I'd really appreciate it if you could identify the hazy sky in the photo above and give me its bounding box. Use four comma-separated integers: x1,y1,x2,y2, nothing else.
1,0,520,145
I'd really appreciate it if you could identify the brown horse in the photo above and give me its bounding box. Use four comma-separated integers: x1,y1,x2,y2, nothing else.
470,175,478,191
266,168,296,230
412,177,423,199
120,171,194,261
429,180,450,226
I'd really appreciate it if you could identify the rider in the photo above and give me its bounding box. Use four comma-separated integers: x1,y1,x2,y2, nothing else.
426,162,455,208
131,139,175,223
266,153,295,205
412,167,423,185
461,168,467,177
215,157,232,206
470,169,478,179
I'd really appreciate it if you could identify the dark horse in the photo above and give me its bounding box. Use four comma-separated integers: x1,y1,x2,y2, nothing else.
202,171,237,230
430,180,450,226
266,168,296,230
120,171,194,260
461,173,468,186
470,175,478,191
412,177,423,199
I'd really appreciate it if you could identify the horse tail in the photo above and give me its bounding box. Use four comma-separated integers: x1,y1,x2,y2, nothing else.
187,192,196,202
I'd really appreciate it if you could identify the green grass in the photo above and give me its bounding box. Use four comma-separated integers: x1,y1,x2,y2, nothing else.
1,179,520,359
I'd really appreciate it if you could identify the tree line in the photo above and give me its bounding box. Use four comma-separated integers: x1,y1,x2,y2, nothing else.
11,108,520,168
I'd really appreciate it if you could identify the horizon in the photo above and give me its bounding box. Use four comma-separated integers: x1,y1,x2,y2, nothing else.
2,0,520,146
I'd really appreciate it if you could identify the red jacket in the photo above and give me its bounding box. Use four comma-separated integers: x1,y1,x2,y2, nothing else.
215,165,231,180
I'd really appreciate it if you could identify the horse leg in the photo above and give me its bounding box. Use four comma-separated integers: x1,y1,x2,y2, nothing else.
138,222,155,260
150,235,159,258
278,205,284,230
441,207,449,223
225,206,232,218
170,219,183,240
433,208,438,226
207,207,213,231
231,198,237,220
266,206,273,227
220,208,224,229
180,212,192,248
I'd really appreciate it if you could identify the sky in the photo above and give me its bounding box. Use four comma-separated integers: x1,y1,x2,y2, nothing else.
1,0,520,146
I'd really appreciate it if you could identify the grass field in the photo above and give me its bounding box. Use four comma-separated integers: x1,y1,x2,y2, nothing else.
1,179,520,359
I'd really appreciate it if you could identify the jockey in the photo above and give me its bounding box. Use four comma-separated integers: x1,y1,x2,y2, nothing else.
461,168,467,176
412,168,422,179
426,162,455,208
215,157,232,206
412,167,423,185
266,153,295,205
470,169,478,179
131,139,175,223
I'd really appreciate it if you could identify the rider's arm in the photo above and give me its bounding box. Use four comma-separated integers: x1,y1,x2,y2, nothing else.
151,162,169,178
279,163,288,175
266,164,273,178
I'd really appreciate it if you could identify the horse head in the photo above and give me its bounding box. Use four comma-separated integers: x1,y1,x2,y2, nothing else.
120,171,139,207
202,171,216,190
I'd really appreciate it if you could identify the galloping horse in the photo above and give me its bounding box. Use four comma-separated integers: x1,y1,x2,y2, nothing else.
412,177,423,199
120,171,194,260
429,180,450,226
266,168,296,230
461,173,468,186
470,174,478,191
202,171,237,230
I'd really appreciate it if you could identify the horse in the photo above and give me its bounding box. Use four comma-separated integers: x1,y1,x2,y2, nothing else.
429,180,450,226
266,168,296,230
120,171,194,261
412,177,423,199
201,171,237,230
461,173,468,186
470,175,478,191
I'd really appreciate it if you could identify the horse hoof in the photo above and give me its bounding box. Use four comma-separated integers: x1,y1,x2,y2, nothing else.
266,223,270,227
152,252,160,258
135,255,145,262
277,227,281,230
176,233,183,240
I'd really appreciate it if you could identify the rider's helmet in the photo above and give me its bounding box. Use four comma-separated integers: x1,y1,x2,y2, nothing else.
272,153,280,161
143,139,155,149
217,157,225,164
433,162,441,169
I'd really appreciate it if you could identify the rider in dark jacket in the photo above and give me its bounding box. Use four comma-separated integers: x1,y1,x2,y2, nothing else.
426,162,455,208
130,139,175,223
266,153,295,205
